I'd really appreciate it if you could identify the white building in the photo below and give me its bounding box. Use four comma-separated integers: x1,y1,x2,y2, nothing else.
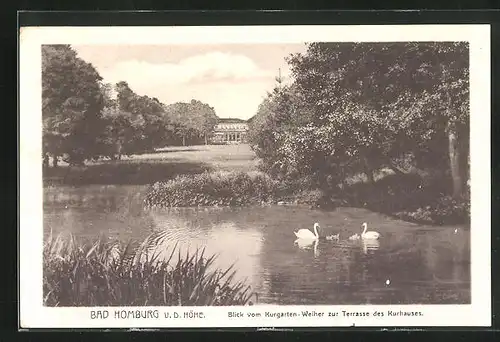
211,118,249,144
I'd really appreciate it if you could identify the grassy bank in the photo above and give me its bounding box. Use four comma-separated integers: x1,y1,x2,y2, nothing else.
43,144,258,186
144,171,279,208
44,159,210,186
43,231,255,306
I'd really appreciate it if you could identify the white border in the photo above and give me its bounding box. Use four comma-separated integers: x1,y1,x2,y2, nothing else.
19,24,491,328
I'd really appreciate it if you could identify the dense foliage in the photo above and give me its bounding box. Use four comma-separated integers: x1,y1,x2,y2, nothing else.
164,100,219,146
42,45,220,166
42,45,105,166
44,231,255,306
248,42,470,203
144,171,279,208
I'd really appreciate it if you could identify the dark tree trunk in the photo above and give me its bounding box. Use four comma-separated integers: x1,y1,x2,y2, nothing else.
52,155,58,168
447,120,463,198
443,66,464,199
458,124,470,191
117,141,123,160
43,153,49,168
363,157,374,184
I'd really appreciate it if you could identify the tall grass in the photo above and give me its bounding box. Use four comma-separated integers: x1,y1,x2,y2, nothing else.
43,230,255,306
144,170,279,208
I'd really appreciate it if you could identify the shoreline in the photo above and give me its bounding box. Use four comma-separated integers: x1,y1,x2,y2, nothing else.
43,182,470,228
41,144,470,228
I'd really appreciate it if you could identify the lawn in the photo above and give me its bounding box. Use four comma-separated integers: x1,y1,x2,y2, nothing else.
43,144,259,186
145,144,259,172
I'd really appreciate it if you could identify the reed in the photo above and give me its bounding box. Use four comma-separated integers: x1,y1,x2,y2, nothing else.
43,230,255,306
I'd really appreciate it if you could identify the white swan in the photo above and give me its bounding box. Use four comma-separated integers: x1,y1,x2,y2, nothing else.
294,222,320,240
361,222,380,240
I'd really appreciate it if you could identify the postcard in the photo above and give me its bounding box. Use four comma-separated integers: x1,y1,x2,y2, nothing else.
19,23,491,328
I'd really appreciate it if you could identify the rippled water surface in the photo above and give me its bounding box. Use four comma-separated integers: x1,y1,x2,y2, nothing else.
44,185,470,305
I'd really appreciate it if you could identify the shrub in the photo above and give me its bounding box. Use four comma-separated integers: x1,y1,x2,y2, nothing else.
43,231,255,306
294,189,327,207
144,171,280,208
430,195,470,224
394,195,470,225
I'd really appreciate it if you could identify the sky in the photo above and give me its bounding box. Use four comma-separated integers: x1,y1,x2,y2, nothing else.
73,44,308,120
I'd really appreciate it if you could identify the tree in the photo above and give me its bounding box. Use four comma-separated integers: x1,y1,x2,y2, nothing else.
114,81,171,152
164,102,191,146
163,100,219,146
285,42,469,196
188,99,218,145
248,42,470,199
380,43,470,197
42,44,105,166
98,83,134,160
248,85,299,169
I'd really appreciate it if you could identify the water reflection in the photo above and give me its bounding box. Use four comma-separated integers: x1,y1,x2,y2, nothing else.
361,239,380,255
294,238,319,257
43,185,471,306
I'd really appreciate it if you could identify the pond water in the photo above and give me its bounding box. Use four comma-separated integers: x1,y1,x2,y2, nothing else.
44,185,470,305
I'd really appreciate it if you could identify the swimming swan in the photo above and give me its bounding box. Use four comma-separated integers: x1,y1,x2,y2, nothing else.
361,222,380,240
294,222,320,240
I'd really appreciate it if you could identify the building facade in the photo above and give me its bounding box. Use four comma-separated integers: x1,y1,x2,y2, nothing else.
211,118,249,144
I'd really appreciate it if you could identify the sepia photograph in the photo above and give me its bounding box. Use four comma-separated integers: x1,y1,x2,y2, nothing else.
19,24,491,328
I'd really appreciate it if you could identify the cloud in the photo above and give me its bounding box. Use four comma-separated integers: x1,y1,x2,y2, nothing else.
145,80,270,121
99,51,274,88
85,50,295,119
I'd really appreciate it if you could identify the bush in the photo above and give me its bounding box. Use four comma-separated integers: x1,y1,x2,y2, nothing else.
43,231,255,306
294,189,327,207
395,195,470,225
429,194,470,224
144,171,280,208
